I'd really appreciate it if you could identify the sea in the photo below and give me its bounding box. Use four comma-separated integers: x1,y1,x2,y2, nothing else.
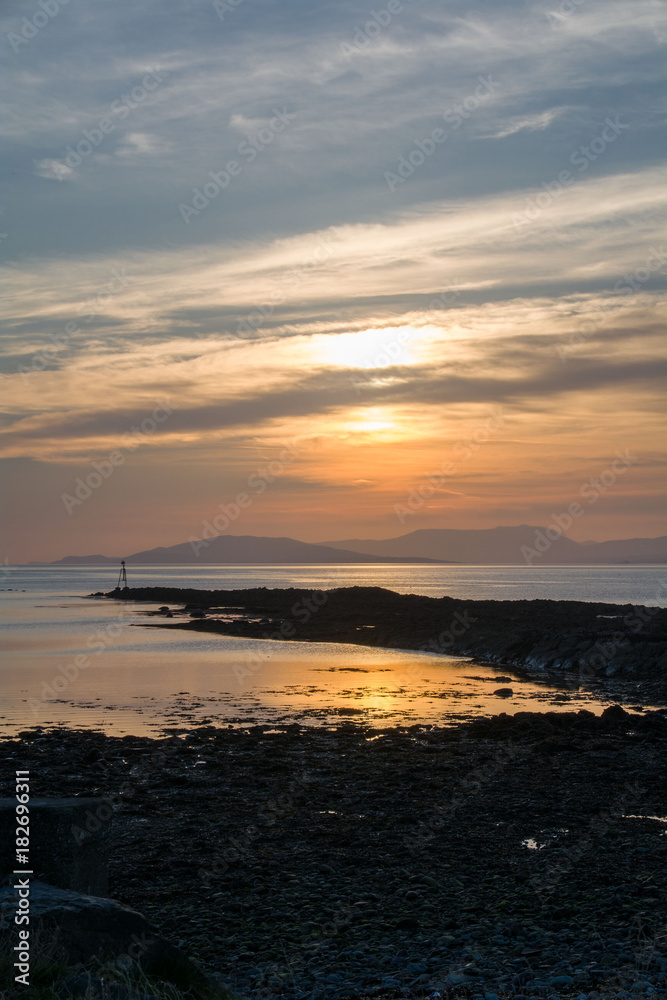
1,564,665,737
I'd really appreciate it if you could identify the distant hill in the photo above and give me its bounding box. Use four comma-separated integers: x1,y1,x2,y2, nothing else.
51,527,667,566
323,526,667,565
52,535,448,566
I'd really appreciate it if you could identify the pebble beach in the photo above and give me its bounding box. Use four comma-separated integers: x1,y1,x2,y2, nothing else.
3,706,665,999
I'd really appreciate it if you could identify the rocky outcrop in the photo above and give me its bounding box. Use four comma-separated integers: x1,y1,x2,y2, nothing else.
0,880,204,985
102,584,667,699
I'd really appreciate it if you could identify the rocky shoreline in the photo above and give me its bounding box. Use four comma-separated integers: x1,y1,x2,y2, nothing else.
2,708,666,999
99,585,667,705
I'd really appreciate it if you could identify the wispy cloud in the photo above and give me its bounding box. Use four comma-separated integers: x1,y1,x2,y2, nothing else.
1,0,665,558
477,107,569,139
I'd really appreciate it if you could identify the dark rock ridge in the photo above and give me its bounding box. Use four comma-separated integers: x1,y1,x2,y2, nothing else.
101,585,667,701
0,880,205,986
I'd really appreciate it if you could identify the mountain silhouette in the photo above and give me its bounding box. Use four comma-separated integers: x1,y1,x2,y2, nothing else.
324,526,667,564
52,534,449,565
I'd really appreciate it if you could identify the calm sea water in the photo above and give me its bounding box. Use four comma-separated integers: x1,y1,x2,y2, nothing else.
1,564,665,736
5,563,666,602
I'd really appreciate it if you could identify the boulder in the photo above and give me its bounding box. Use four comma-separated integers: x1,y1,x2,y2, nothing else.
0,880,203,986
494,687,514,698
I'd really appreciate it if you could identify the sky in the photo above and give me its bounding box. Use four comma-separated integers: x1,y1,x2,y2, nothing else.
1,0,665,563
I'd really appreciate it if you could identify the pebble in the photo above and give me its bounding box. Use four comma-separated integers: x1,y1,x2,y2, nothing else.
9,718,667,1000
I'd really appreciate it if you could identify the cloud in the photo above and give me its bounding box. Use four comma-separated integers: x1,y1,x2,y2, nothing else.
2,167,664,349
33,158,75,181
476,107,569,139
2,0,664,261
1,340,663,459
1,0,666,558
114,132,171,157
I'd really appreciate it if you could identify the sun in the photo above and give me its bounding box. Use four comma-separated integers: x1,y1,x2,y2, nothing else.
318,326,427,369
343,406,406,439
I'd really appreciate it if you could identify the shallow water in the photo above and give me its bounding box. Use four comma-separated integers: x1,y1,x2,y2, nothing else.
1,565,665,736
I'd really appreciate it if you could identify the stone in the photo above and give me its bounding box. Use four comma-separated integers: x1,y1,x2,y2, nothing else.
405,960,427,973
0,798,112,896
446,971,467,984
0,881,204,987
600,705,629,726
494,688,514,698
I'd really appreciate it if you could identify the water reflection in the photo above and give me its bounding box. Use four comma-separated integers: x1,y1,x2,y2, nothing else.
2,576,663,736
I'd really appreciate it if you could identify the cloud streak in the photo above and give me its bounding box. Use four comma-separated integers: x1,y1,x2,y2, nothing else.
1,0,665,559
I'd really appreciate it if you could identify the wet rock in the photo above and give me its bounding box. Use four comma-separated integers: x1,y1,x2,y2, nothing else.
601,704,630,726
